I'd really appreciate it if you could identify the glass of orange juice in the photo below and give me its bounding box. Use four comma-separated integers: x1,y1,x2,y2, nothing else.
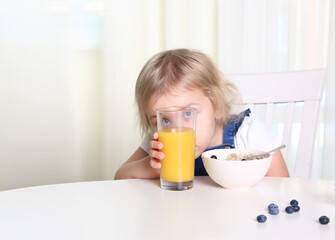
157,107,196,190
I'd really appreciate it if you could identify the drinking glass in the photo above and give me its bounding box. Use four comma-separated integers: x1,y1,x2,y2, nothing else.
157,107,196,190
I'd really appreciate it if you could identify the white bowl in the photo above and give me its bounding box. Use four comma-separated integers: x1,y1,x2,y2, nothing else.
201,149,273,189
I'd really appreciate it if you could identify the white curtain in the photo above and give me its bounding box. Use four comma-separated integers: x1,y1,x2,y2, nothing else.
323,0,335,180
0,0,334,190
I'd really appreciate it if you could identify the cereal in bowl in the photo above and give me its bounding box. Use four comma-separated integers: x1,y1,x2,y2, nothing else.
225,153,270,161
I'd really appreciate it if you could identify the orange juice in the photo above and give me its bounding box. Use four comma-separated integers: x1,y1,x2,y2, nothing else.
158,127,195,182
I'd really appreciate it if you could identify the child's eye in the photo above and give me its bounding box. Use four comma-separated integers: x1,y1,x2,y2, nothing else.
162,118,170,125
184,111,192,119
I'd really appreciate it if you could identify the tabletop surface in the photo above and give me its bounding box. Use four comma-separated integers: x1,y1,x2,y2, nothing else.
0,176,334,240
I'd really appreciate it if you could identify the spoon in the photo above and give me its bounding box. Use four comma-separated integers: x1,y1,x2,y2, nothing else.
242,144,286,161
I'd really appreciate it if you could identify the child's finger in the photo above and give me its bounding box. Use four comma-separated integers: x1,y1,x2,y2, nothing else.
152,132,159,140
149,149,164,159
150,158,161,169
149,140,163,150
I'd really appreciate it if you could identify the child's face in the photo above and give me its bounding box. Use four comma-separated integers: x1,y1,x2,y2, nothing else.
147,88,222,158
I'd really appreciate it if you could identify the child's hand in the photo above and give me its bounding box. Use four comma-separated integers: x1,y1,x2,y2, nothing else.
149,132,164,169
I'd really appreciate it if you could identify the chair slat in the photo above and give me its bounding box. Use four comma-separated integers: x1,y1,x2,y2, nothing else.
265,103,273,129
294,100,322,178
281,102,295,160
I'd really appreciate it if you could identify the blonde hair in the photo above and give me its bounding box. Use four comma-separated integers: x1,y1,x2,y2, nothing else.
135,49,240,135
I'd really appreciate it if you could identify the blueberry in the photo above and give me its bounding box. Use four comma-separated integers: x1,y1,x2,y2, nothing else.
268,203,279,215
269,208,279,215
319,216,330,225
285,206,294,214
268,203,278,211
256,215,267,223
210,155,217,159
290,199,299,206
292,205,300,212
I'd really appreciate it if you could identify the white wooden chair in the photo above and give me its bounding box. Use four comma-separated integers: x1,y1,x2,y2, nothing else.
227,69,326,178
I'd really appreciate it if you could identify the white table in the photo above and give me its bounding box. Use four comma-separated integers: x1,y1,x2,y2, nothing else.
0,177,334,240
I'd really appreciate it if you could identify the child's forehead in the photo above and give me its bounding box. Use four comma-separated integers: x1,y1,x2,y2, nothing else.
164,88,203,98
146,88,207,114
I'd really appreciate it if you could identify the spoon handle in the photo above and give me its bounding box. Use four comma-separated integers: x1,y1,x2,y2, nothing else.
244,144,286,160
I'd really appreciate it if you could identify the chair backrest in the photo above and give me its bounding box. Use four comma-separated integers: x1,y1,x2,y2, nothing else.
227,69,326,178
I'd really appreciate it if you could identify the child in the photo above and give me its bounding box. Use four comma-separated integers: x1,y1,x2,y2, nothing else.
114,49,289,180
